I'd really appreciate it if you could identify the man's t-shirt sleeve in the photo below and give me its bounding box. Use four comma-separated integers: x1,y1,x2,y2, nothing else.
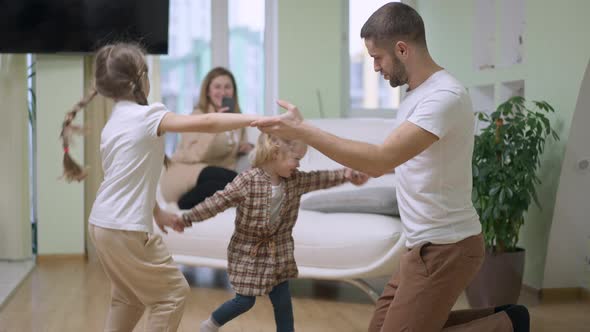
407,90,461,139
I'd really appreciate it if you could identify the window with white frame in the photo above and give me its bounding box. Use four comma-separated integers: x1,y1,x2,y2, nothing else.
229,0,265,115
348,0,401,116
161,0,211,118
161,0,274,154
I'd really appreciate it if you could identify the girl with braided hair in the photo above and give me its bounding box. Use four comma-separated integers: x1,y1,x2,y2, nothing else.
59,42,292,331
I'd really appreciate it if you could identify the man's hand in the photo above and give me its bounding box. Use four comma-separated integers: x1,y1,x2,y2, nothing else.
154,208,185,234
251,100,304,140
345,168,369,186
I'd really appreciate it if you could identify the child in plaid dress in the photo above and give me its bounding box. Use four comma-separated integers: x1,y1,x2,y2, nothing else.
182,133,369,332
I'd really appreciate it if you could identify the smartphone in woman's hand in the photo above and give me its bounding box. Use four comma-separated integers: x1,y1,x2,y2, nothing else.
222,97,235,113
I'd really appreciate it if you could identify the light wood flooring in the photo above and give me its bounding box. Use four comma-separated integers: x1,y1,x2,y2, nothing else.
0,257,589,331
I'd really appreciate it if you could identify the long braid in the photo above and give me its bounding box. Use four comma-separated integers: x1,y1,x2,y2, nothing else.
60,88,98,182
131,71,148,106
60,43,169,182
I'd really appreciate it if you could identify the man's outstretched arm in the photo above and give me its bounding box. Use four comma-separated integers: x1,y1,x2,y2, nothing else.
253,100,438,177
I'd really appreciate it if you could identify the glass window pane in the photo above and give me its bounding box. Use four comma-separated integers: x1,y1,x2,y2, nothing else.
161,0,211,154
349,0,400,110
162,0,211,115
229,0,265,115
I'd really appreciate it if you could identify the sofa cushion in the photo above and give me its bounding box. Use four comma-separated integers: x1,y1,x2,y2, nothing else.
158,208,403,270
300,186,398,216
293,210,402,269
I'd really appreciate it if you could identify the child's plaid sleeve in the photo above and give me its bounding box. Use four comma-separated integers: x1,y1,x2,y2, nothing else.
182,172,249,223
295,169,347,195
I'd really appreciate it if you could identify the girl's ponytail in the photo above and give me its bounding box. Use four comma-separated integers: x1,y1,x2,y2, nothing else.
60,88,98,182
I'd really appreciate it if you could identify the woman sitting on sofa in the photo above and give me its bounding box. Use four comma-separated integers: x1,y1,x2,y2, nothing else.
160,67,254,209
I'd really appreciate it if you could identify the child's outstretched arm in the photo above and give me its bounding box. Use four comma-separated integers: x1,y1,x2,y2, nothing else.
159,112,260,134
181,173,249,225
295,168,369,195
158,108,300,135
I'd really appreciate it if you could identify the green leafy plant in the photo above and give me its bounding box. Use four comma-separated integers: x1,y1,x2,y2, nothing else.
472,96,559,253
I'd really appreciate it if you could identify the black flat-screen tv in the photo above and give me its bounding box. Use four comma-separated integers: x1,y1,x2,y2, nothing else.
0,0,169,54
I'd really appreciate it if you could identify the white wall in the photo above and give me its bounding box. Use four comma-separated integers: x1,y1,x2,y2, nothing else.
278,0,346,118
36,55,85,255
544,60,590,290
0,55,32,260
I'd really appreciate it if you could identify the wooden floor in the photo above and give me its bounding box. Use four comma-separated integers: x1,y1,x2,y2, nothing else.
1,257,589,331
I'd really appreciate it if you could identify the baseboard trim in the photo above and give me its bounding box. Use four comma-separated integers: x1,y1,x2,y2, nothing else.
521,283,541,300
540,287,590,303
36,254,87,264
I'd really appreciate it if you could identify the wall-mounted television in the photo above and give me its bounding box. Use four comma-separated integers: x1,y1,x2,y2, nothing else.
0,0,169,54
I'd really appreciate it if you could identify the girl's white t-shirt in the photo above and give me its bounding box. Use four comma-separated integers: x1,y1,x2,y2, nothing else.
89,101,169,233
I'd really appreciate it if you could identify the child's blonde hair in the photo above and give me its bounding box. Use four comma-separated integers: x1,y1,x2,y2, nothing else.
60,42,150,182
250,133,306,168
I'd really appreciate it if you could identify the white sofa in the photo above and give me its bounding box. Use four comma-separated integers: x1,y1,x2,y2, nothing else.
155,118,405,301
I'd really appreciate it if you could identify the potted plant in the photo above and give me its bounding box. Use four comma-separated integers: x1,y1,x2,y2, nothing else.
466,96,559,308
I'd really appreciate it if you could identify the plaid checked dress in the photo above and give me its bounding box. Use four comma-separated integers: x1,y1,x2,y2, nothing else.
182,167,347,296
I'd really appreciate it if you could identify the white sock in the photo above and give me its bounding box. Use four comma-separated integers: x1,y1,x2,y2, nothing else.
200,316,220,332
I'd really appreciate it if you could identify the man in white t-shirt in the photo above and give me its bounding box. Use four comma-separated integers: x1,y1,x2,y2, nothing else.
254,2,529,332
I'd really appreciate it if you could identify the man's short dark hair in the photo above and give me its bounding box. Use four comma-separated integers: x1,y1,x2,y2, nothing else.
360,2,426,48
